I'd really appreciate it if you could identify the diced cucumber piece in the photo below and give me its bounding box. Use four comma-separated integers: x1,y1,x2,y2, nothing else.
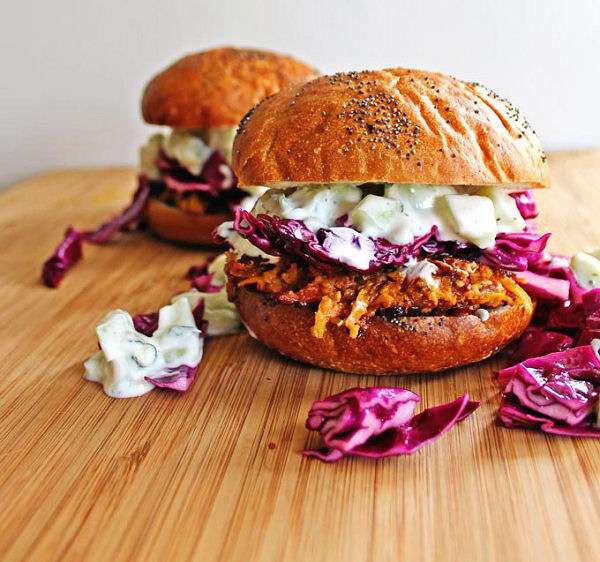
571,252,600,290
441,194,497,248
477,186,526,232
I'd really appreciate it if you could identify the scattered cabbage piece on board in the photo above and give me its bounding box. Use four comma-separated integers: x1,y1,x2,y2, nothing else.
42,181,150,288
303,387,479,462
41,227,85,288
497,345,600,437
511,327,573,363
42,139,242,289
497,248,600,438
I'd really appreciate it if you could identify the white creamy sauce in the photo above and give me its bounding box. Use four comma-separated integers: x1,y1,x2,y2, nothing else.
238,185,270,212
139,133,164,180
193,126,237,163
84,299,203,398
222,183,526,270
405,259,439,288
255,183,524,250
320,227,375,271
162,130,213,176
256,184,362,231
442,194,497,248
173,289,241,337
475,308,490,322
171,251,242,337
208,252,228,285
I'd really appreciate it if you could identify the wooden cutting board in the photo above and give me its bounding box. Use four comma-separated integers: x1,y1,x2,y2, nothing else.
1,151,600,562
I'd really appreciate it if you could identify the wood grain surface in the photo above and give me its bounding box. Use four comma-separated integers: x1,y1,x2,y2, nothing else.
1,151,599,562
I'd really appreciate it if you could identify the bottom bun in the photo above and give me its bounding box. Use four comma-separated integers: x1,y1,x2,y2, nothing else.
235,286,533,375
145,198,230,245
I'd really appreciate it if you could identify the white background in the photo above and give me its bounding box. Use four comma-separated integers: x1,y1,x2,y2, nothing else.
2,0,599,187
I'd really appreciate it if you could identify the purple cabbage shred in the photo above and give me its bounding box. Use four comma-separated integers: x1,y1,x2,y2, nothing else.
232,209,552,276
157,150,245,212
511,327,573,362
482,232,551,272
42,180,150,288
186,256,222,292
303,387,479,462
41,227,85,288
509,190,539,220
498,254,600,437
132,312,159,337
146,365,198,392
233,210,487,272
498,346,600,437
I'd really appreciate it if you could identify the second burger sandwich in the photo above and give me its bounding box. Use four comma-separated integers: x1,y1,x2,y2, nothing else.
139,47,317,245
221,68,550,374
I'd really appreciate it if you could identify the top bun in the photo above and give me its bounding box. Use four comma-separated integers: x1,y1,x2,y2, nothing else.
141,47,318,129
232,68,549,188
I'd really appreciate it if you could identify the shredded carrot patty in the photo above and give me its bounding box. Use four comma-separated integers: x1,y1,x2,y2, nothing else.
226,253,530,338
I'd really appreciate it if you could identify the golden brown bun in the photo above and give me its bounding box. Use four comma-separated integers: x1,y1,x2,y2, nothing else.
144,198,228,246
235,286,533,374
233,69,549,188
141,47,318,129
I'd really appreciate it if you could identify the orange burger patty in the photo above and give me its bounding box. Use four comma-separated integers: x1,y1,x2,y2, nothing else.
226,253,530,338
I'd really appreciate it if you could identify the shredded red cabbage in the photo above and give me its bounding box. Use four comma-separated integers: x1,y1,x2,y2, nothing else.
41,227,85,288
511,327,573,362
516,270,570,302
509,190,539,219
232,209,551,275
42,181,150,288
482,232,551,272
132,312,159,337
156,150,244,213
159,151,235,197
186,257,222,292
303,387,479,462
133,301,207,339
233,210,484,272
146,365,198,392
498,345,600,436
498,253,600,438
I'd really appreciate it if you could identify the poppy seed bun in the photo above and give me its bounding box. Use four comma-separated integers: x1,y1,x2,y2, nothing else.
233,68,549,188
144,198,228,246
235,286,533,375
142,47,318,129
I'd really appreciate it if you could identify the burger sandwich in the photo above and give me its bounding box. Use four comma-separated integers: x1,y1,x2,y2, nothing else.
220,68,550,374
139,47,317,244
